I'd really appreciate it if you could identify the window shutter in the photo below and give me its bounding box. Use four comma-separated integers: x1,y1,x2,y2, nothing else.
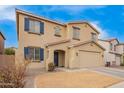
40,48,44,61
24,47,29,59
40,22,44,34
24,18,29,31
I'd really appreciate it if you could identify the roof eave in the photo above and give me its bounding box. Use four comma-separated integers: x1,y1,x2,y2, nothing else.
15,9,66,27
0,32,6,40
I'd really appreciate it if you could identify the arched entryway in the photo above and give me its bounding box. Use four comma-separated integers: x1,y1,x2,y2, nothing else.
54,50,65,67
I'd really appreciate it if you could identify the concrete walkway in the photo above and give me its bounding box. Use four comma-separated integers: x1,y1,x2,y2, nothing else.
24,63,46,88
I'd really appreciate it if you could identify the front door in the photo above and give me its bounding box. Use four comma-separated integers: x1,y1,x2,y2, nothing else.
54,51,59,66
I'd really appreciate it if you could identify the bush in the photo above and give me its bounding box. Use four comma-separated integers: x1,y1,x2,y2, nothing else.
0,63,27,88
48,63,55,71
4,48,15,55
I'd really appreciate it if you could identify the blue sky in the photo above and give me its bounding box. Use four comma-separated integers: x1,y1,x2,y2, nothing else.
0,5,124,48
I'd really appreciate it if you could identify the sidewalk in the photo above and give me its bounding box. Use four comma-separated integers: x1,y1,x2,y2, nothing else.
109,81,124,88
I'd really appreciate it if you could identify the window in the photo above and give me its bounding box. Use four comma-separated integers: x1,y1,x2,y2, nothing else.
24,17,44,34
91,33,97,41
73,27,80,40
29,47,40,61
110,43,113,50
54,26,61,36
114,45,116,51
29,20,40,33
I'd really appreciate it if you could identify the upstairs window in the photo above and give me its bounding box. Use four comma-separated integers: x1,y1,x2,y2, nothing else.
54,26,61,36
30,20,40,33
73,26,80,40
110,43,113,50
114,45,116,51
91,33,97,41
24,17,44,34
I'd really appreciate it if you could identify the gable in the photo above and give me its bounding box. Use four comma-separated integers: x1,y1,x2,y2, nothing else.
74,42,105,53
67,22,100,34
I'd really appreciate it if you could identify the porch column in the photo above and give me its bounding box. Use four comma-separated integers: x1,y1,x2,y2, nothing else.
65,49,69,68
45,48,54,71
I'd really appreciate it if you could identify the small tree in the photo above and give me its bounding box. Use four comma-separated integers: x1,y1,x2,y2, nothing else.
4,48,15,55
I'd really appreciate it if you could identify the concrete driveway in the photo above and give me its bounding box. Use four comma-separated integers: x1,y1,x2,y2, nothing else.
91,67,124,78
90,67,124,88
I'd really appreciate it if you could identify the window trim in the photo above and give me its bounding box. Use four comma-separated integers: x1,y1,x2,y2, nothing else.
25,18,44,35
29,19,41,34
114,45,116,51
110,43,113,51
72,26,80,40
29,47,41,61
91,33,97,41
28,31,41,35
54,26,61,37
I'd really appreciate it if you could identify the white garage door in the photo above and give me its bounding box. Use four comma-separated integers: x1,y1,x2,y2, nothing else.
79,50,101,68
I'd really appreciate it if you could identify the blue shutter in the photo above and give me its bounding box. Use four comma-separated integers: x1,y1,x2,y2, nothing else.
24,47,29,59
40,22,44,34
40,48,44,61
24,18,29,31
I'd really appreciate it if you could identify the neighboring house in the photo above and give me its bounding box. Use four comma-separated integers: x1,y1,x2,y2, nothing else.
98,38,122,66
116,43,124,65
15,9,105,70
0,31,5,54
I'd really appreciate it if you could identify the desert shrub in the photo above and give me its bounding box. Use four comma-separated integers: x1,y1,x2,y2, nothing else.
48,63,55,71
0,63,27,88
4,48,15,55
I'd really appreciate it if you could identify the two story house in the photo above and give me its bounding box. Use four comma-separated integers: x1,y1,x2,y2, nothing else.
0,31,5,54
116,43,124,65
98,38,122,66
15,9,105,70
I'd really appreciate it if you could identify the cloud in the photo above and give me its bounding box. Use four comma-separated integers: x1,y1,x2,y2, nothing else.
42,5,106,15
0,5,106,21
0,5,16,21
90,21,110,39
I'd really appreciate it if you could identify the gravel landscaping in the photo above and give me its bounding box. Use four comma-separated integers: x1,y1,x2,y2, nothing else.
35,71,122,88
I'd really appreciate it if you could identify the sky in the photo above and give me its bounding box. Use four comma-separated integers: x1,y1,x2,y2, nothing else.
0,5,124,48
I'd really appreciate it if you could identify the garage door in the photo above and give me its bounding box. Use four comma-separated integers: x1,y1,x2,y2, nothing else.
79,50,101,68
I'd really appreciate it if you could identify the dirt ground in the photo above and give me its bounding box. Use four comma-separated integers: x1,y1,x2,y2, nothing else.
35,71,122,88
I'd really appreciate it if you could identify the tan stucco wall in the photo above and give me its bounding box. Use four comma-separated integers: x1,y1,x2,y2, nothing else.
45,42,70,70
16,13,67,65
67,23,99,44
